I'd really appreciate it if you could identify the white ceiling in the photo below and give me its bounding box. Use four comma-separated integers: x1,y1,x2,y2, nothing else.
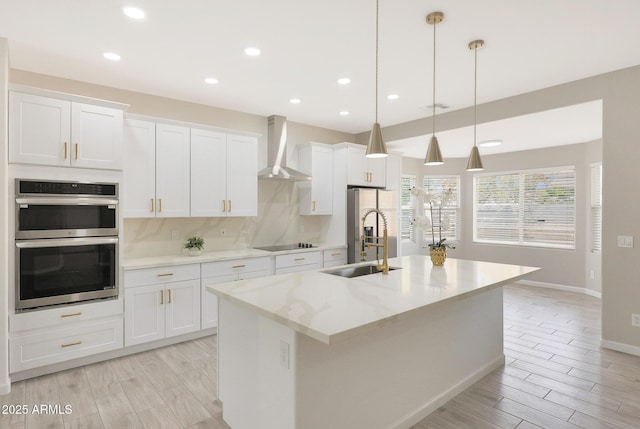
0,0,637,143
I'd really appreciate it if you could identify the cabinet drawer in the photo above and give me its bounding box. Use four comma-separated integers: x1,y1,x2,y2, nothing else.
10,298,122,333
201,257,271,278
10,317,123,373
323,248,348,263
125,264,200,288
275,251,322,269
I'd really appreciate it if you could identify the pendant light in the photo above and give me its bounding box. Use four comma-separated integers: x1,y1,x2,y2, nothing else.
466,40,485,171
365,0,388,158
424,11,444,166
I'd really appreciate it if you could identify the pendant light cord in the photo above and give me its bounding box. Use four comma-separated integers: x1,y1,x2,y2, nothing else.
432,15,436,135
473,44,477,148
375,0,379,124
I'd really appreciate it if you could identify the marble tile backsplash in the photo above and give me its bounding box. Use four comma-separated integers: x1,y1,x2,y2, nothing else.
123,181,324,259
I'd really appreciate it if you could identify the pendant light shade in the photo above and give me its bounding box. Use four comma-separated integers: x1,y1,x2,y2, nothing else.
365,0,388,158
366,122,387,158
425,135,443,165
466,39,485,172
424,11,444,166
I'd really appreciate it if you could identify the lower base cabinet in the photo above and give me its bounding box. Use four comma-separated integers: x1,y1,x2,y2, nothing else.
124,264,201,347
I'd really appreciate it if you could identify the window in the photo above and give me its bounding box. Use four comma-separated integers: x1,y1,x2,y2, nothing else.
590,163,602,252
423,175,460,243
474,167,575,249
400,175,416,241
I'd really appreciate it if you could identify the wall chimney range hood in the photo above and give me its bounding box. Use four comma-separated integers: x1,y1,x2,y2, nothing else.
257,115,311,182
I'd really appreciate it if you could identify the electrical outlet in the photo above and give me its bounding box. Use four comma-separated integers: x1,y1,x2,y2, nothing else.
632,314,640,328
171,230,179,240
589,270,595,280
219,228,227,237
617,235,634,248
279,340,290,369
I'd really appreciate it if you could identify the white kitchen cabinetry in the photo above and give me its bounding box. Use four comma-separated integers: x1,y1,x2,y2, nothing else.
297,142,333,215
323,248,348,268
275,251,323,275
124,264,200,347
9,91,124,170
123,119,190,218
9,299,123,373
345,144,386,187
191,129,258,217
201,257,272,329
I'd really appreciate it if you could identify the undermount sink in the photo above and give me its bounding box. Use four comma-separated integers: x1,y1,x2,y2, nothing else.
323,264,400,278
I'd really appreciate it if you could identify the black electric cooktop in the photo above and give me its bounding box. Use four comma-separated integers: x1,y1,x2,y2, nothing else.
254,243,316,252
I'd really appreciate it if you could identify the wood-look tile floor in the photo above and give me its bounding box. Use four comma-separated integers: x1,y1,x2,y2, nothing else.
2,285,640,429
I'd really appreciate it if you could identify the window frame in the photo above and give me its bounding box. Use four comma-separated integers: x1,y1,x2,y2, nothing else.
473,166,576,250
422,175,461,244
400,175,417,242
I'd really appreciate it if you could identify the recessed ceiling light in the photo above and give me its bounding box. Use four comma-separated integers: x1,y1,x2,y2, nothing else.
289,98,301,104
387,94,399,100
204,77,219,85
339,111,350,116
337,77,351,85
244,47,261,56
478,140,502,148
103,52,121,61
123,6,145,20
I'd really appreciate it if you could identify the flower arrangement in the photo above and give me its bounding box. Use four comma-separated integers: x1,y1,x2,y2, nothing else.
184,235,205,251
410,187,456,250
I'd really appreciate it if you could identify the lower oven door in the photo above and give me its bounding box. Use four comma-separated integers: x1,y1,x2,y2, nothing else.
16,237,118,311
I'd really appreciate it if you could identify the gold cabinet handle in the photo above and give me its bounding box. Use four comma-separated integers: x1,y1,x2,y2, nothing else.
61,312,82,318
312,201,316,211
151,198,155,212
228,200,232,213
294,258,305,262
168,289,172,304
160,290,164,305
61,341,82,348
331,253,342,257
223,200,227,212
232,264,246,269
74,143,78,160
364,172,368,182
63,142,68,159
158,198,163,212
157,273,173,277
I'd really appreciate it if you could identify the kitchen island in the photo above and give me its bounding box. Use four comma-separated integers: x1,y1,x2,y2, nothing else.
207,256,539,429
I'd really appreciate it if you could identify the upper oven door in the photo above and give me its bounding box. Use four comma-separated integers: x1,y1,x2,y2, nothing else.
16,197,119,239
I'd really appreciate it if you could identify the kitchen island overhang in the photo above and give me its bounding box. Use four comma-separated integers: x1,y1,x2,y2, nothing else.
208,256,539,429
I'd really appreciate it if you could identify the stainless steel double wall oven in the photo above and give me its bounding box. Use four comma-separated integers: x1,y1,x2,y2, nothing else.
15,179,119,311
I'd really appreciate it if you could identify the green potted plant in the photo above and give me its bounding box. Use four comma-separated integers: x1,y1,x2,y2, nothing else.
411,187,456,266
184,235,205,256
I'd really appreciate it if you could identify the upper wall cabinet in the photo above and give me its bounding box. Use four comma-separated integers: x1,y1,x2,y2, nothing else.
297,142,333,215
191,129,257,217
123,119,190,218
9,91,125,170
345,144,386,187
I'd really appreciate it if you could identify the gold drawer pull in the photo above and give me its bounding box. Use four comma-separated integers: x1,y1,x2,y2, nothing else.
160,290,164,305
61,312,82,318
63,142,68,159
151,198,155,212
61,341,82,348
157,273,174,277
74,143,78,160
168,289,172,304
223,200,227,212
228,200,232,212
312,201,316,211
232,264,246,269
331,253,342,257
158,198,163,212
294,258,305,262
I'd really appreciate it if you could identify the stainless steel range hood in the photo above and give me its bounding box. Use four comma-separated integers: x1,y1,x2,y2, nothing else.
257,115,311,182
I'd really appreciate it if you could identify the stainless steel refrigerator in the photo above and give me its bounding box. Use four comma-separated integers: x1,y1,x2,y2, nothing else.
347,188,398,264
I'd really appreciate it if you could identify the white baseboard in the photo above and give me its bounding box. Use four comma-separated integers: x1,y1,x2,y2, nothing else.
389,355,505,429
600,340,640,357
516,280,601,299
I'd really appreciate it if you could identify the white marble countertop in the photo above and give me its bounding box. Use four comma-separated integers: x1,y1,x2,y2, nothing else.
207,255,539,344
123,244,347,270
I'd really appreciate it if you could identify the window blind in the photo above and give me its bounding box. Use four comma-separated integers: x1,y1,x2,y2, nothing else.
474,167,575,249
590,163,602,252
423,175,460,242
400,175,416,241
